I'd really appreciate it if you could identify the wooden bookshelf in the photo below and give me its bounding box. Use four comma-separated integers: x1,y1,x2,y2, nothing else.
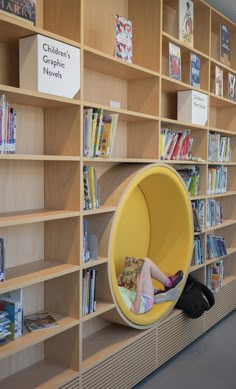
0,0,236,388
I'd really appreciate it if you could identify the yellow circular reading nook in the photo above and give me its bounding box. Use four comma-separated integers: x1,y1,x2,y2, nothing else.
101,163,193,329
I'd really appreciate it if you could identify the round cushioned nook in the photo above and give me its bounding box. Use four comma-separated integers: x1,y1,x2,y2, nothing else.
107,163,193,329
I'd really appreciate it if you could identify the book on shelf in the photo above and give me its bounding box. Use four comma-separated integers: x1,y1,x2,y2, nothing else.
179,0,194,47
206,260,224,292
0,95,17,154
0,311,11,343
0,289,23,340
228,72,235,101
176,165,200,196
190,53,200,88
24,312,58,332
177,90,208,126
0,0,36,25
191,237,203,266
207,199,223,228
207,166,227,195
0,238,5,282
83,219,98,263
160,128,192,160
207,235,227,260
115,14,132,63
83,165,100,211
220,23,231,66
208,132,231,163
192,200,204,232
215,65,223,97
82,268,98,315
119,256,144,290
169,42,181,81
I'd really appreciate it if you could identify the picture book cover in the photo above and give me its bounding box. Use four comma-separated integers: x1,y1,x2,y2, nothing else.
179,0,194,47
190,53,200,88
119,256,144,290
115,14,132,64
0,0,36,25
220,24,231,66
228,72,235,101
169,42,181,81
215,65,223,97
24,312,58,332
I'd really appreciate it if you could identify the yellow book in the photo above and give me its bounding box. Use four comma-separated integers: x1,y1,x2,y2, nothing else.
88,166,96,209
101,116,112,157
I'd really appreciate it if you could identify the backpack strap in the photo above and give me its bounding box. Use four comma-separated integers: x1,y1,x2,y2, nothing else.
194,280,215,310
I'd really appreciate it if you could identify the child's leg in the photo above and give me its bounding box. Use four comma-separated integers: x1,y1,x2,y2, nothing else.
143,257,184,290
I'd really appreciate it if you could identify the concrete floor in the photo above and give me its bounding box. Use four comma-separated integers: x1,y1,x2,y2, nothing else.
134,309,236,389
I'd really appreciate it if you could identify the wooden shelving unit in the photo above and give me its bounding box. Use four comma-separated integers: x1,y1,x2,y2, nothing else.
0,0,236,388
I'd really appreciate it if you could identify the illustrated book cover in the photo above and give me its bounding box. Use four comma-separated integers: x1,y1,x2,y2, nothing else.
24,312,58,332
228,72,235,101
169,42,181,81
115,14,132,63
119,256,144,290
215,65,223,97
220,24,231,66
190,53,200,88
0,0,36,25
179,0,194,47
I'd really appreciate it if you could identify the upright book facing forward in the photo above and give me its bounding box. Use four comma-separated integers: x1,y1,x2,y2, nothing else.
220,24,231,66
0,0,36,25
169,42,181,81
179,0,194,47
228,72,235,101
115,14,132,63
215,65,223,97
190,53,200,88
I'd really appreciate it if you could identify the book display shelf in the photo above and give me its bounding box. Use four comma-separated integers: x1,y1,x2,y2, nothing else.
0,0,236,388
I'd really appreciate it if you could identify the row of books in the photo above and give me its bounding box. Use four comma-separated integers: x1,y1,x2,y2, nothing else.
0,238,5,282
206,260,224,292
215,66,236,101
0,95,16,154
206,199,223,228
83,108,118,158
208,133,231,162
83,165,100,210
82,269,97,316
160,128,193,160
169,43,200,87
206,235,227,260
192,200,204,232
207,166,227,195
176,166,200,196
191,236,203,266
0,289,23,343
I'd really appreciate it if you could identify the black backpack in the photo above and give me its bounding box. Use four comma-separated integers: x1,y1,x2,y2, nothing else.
175,274,215,319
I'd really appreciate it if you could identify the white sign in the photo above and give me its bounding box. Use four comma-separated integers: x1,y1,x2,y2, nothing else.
177,90,208,126
20,34,80,99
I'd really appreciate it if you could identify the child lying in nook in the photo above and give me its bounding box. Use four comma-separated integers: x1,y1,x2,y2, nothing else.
118,257,183,315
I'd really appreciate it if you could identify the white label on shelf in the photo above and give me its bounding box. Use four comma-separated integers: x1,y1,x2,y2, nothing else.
110,100,121,109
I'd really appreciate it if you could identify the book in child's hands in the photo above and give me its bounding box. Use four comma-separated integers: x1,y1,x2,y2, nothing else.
115,15,132,63
190,53,200,88
228,73,235,101
179,0,194,47
0,0,36,25
24,312,58,332
220,24,230,66
215,65,223,97
169,43,181,81
119,256,144,290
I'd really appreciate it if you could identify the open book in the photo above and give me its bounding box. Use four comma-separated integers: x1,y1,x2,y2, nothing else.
119,256,144,290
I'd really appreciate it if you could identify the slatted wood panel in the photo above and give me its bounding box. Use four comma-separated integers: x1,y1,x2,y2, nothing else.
157,311,205,367
81,330,157,389
205,280,236,331
60,377,80,389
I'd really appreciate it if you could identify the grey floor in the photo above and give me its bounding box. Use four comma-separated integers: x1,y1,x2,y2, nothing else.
134,309,236,389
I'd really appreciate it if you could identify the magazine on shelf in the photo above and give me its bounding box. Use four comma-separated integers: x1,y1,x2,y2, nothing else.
24,312,58,332
169,42,181,81
179,0,194,47
115,14,132,63
220,24,231,66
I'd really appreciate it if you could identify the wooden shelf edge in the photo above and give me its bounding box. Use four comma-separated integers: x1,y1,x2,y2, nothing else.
206,247,236,265
83,206,116,216
82,301,115,322
0,154,81,161
82,257,108,269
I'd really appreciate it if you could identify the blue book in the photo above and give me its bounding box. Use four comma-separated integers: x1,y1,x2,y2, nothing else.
220,24,230,66
190,53,200,88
